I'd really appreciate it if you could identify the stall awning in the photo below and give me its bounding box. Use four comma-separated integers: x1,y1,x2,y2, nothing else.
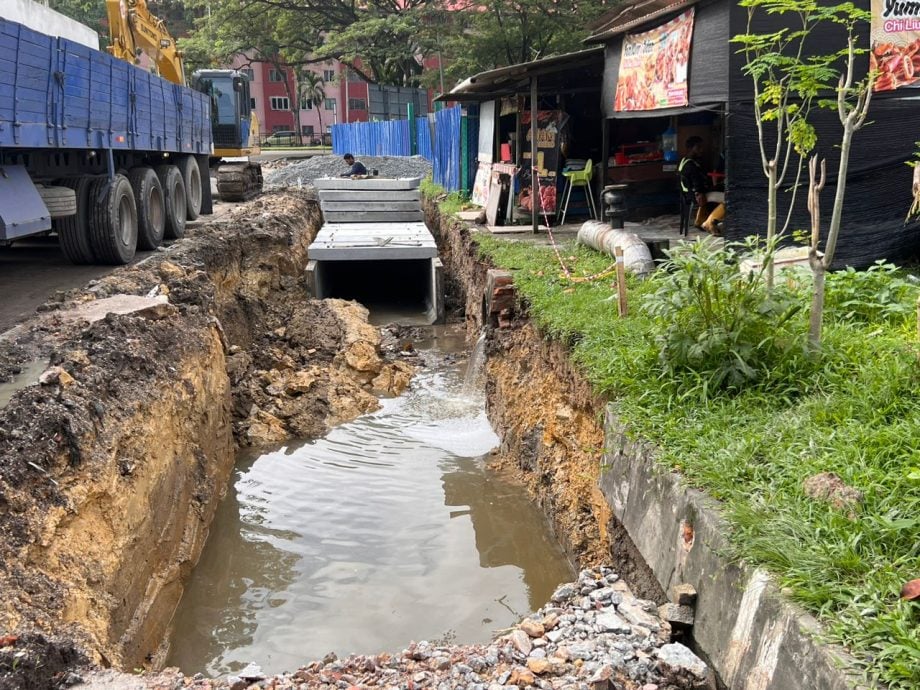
584,0,697,43
608,102,723,119
436,47,604,103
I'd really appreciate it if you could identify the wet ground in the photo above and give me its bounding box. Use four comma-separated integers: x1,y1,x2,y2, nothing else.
165,325,574,678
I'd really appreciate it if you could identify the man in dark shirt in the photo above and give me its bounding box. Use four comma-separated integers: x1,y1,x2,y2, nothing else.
341,153,368,177
678,136,708,206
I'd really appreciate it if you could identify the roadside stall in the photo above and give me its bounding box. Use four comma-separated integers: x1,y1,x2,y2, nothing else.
440,48,605,232
585,0,920,265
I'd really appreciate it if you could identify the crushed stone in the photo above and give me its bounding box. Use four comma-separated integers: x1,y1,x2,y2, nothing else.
264,155,432,190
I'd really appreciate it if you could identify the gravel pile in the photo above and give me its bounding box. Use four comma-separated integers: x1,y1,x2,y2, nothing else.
265,155,433,190
94,566,712,689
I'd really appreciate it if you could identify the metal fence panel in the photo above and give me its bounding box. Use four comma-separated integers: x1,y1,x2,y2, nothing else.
331,105,461,192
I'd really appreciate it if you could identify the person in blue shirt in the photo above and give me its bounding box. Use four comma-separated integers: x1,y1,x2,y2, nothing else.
341,154,368,177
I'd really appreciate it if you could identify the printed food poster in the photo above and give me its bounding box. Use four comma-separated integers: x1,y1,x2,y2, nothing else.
614,8,694,111
871,0,920,91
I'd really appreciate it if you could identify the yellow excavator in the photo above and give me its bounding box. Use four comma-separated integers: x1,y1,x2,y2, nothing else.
105,0,263,200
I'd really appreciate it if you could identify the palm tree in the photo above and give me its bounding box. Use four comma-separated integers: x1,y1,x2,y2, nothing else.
300,71,326,146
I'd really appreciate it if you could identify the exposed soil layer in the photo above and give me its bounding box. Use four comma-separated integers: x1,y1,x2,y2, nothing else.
425,202,617,571
0,191,412,686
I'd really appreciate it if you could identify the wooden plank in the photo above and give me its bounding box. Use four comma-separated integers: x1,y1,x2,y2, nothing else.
323,211,424,223
321,201,421,212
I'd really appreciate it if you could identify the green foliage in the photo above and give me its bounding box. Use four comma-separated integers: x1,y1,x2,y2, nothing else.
642,238,808,394
420,177,466,215
469,230,920,689
824,261,920,325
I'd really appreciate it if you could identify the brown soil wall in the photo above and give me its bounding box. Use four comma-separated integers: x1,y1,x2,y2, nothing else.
425,201,623,574
0,192,411,682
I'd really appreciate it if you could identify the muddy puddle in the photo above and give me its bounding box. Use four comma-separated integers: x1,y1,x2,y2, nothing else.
165,325,574,677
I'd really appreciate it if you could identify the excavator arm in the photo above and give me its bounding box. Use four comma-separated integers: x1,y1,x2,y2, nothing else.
105,0,185,85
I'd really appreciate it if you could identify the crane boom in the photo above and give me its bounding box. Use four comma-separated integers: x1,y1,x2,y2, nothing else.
105,0,185,85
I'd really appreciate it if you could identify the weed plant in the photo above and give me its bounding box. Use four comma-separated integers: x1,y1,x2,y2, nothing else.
475,233,920,689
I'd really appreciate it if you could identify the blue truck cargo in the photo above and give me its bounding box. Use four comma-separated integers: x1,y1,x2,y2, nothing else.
0,14,214,264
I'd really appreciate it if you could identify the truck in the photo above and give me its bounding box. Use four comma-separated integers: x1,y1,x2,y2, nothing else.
0,0,261,265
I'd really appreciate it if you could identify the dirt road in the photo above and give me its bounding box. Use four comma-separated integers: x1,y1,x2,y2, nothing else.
0,201,237,334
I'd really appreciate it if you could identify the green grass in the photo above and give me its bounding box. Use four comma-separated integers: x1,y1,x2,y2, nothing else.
420,176,469,216
473,233,920,689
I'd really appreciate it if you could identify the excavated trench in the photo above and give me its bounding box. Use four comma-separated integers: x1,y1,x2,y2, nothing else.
0,189,668,688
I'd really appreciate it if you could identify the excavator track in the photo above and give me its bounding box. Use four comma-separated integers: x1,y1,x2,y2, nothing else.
216,162,263,202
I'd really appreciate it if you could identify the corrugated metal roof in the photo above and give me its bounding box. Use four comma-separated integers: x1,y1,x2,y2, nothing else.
584,0,696,43
437,46,604,102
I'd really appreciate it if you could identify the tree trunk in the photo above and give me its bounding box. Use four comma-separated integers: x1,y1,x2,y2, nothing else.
765,162,777,290
823,126,855,269
808,262,826,349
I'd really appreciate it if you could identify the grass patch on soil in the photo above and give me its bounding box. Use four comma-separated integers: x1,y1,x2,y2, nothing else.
420,177,468,216
474,233,920,689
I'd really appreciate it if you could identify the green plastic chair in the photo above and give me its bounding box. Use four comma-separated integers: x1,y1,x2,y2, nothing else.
560,159,597,225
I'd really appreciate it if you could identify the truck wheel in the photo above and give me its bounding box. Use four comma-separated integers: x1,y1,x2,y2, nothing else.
53,176,95,264
37,185,77,218
88,175,138,265
127,167,165,250
156,165,186,239
179,155,202,220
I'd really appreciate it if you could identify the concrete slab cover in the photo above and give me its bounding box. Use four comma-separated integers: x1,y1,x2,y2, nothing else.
309,222,437,260
322,211,425,223
313,177,422,190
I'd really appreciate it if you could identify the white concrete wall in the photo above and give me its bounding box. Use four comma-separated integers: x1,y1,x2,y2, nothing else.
0,0,99,49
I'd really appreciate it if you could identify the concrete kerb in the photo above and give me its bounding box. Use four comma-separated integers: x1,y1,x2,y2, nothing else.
599,404,870,690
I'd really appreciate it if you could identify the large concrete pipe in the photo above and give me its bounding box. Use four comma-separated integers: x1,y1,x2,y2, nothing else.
576,221,654,276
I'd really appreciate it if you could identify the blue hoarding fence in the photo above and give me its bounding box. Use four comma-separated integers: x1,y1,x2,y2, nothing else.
330,106,463,191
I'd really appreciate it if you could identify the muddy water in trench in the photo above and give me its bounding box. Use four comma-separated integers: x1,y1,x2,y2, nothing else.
165,325,574,677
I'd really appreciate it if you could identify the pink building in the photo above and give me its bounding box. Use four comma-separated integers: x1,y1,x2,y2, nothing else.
229,53,371,142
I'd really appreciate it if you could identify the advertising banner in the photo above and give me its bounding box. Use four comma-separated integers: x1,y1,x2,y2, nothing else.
614,8,694,111
871,0,920,91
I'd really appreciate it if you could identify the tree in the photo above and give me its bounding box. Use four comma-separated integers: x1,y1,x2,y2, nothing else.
731,0,839,289
431,0,610,87
804,7,875,348
300,72,327,145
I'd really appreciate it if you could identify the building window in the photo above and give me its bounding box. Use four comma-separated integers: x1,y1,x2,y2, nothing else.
324,98,336,110
250,98,256,109
348,98,367,110
269,69,286,82
301,125,314,135
270,96,290,111
242,68,254,81
272,125,290,133
300,97,313,110
323,69,336,82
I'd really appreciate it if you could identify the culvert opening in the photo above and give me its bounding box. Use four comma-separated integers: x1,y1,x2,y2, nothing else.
309,258,442,323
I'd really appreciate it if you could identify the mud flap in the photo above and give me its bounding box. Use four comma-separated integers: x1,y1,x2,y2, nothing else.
0,165,51,239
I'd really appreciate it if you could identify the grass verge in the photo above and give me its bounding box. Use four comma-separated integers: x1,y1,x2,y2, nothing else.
420,177,468,216
473,232,920,689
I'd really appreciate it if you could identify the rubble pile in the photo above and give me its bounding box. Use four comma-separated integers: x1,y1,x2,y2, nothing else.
265,155,432,190
77,566,711,689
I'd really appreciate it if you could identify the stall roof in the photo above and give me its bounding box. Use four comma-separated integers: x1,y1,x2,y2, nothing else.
436,47,604,102
584,0,696,43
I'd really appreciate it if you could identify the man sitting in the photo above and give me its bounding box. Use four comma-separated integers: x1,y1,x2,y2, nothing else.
341,153,368,177
678,137,723,235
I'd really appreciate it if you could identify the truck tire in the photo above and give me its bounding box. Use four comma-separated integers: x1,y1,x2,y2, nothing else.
127,167,165,250
179,155,202,220
88,175,138,265
37,185,77,219
53,176,95,264
156,164,186,239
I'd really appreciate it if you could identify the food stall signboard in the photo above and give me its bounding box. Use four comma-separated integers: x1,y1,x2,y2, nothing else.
614,8,694,111
871,0,920,91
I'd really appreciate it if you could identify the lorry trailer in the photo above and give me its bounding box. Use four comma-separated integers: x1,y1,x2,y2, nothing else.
0,11,213,264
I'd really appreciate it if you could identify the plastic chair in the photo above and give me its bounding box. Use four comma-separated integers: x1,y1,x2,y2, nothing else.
560,159,597,225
